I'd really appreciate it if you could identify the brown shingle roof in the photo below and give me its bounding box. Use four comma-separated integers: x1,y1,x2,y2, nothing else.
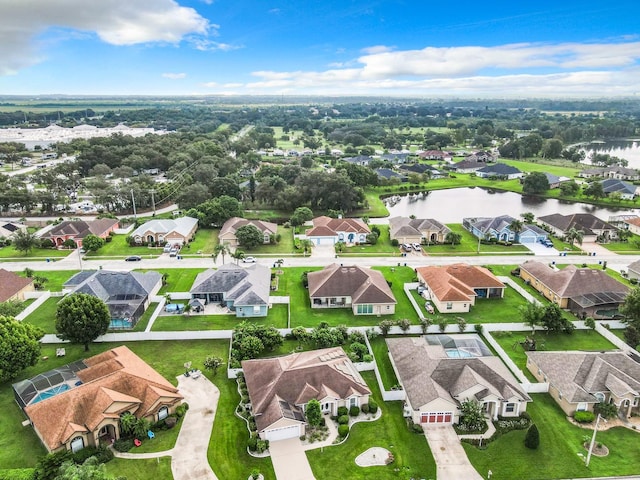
307,264,396,305
219,217,277,238
415,264,504,302
242,347,371,432
306,216,370,237
24,346,182,451
0,269,33,302
45,219,118,240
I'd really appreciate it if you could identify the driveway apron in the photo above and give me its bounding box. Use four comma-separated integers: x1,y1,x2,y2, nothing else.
423,425,483,480
171,375,220,480
269,438,315,480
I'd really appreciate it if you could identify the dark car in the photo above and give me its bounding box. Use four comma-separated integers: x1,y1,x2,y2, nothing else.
125,255,142,262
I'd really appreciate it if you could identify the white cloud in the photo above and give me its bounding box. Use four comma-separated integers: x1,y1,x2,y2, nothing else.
191,39,242,51
360,45,394,55
162,72,187,79
0,0,210,75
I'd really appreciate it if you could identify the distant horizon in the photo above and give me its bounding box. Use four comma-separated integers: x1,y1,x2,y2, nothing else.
1,1,639,97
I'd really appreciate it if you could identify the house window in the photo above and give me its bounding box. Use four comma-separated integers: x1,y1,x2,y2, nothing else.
505,403,515,413
577,403,588,411
349,397,358,407
253,306,261,314
446,302,452,310
357,304,373,314
594,392,605,402
158,406,169,421
70,436,84,453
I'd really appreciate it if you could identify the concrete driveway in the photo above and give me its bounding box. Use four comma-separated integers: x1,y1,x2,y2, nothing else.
269,438,315,480
524,241,559,256
423,425,483,480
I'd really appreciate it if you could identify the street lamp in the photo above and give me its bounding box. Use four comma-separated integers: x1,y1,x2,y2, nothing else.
585,413,606,467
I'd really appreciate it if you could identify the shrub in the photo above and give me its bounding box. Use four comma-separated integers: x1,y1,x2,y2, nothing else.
256,439,269,454
349,406,360,417
338,415,350,425
411,423,424,434
0,469,34,480
595,402,618,419
113,438,134,452
72,446,113,464
165,416,177,429
338,424,349,437
524,424,540,449
362,354,373,363
391,239,399,247
337,406,349,417
247,436,258,452
175,403,189,417
368,399,378,414
574,411,595,423
33,450,72,480
361,403,370,414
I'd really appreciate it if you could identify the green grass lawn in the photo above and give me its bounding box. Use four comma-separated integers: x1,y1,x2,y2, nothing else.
492,330,617,381
180,229,218,254
104,457,172,480
129,303,158,332
342,225,400,256
464,393,640,479
132,416,184,453
152,268,206,294
601,235,640,254
16,270,79,291
151,304,288,331
307,371,436,480
243,225,295,255
85,234,163,258
422,224,530,255
0,246,70,259
23,296,61,333
368,336,400,390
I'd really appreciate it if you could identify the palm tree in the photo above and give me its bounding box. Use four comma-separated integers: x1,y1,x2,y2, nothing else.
618,229,633,243
445,231,462,246
231,249,245,264
565,227,584,246
509,219,524,243
520,212,535,224
212,243,230,265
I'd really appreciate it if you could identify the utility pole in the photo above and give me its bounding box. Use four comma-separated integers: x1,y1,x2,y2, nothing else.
131,189,137,220
150,189,156,216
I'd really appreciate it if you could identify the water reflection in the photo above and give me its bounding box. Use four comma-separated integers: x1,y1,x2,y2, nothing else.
581,140,640,168
385,187,638,223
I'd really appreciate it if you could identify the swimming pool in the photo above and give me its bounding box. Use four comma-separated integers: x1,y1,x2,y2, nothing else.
445,349,474,358
31,383,70,404
109,318,133,329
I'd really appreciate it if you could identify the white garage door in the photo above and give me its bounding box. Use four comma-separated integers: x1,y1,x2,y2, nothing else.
314,237,334,245
264,424,301,442
420,411,453,424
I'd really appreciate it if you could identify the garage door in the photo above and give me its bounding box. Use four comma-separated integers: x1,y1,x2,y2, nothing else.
264,424,301,442
420,411,453,424
314,237,335,245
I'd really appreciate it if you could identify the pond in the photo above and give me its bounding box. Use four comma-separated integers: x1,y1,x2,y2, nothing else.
385,187,639,223
580,139,640,169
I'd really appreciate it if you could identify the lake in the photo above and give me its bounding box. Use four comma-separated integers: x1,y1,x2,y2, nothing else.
581,139,640,169
385,187,639,224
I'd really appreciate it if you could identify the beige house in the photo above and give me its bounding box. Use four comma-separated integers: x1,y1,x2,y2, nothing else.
15,346,183,453
527,351,640,417
388,216,451,244
624,217,640,236
42,219,119,248
242,347,371,441
415,264,505,313
0,221,27,239
519,261,629,318
0,268,34,302
307,264,397,315
388,337,530,425
219,217,277,247
537,213,618,243
306,216,370,245
130,217,198,245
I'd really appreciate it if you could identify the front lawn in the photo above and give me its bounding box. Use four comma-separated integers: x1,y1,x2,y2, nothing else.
464,393,640,479
85,234,162,258
23,296,61,333
243,225,295,255
104,457,172,480
307,371,436,480
423,224,530,255
152,268,207,294
151,304,289,331
491,330,617,381
16,270,79,291
342,225,400,256
0,246,70,259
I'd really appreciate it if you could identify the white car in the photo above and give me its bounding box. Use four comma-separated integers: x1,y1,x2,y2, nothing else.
243,256,257,263
412,243,422,251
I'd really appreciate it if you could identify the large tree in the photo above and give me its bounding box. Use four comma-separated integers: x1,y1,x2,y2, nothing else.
520,302,545,335
235,224,264,249
55,293,111,351
82,234,105,252
13,229,40,255
541,303,575,334
584,181,605,200
620,287,640,331
522,172,550,195
0,315,44,382
289,206,314,227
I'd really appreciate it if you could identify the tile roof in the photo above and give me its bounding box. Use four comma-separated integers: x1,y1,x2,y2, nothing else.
306,216,370,237
0,268,34,302
307,264,396,305
388,337,529,410
242,347,371,432
527,351,640,403
191,263,271,306
219,217,277,238
415,264,504,302
44,219,118,239
23,346,182,451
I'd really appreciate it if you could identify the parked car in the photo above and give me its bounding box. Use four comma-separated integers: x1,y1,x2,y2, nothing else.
425,302,435,314
243,256,257,263
402,243,412,252
412,243,422,251
125,255,142,262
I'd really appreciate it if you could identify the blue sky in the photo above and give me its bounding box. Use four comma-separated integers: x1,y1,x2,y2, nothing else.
0,0,639,97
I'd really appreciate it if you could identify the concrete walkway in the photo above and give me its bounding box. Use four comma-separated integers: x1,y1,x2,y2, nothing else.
269,438,315,480
422,424,483,480
113,374,220,480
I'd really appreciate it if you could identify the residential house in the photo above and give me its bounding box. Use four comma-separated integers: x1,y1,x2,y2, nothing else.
307,264,396,315
600,178,638,200
419,150,446,160
14,346,183,453
64,270,162,327
387,337,530,425
342,155,372,166
0,268,34,302
475,163,523,180
375,168,407,182
450,160,486,174
388,216,451,244
379,153,409,164
190,263,271,317
519,261,629,318
400,163,445,179
0,221,27,239
622,216,640,235
415,264,505,313
466,151,496,163
242,347,371,441
130,217,198,245
542,172,571,189
537,213,618,243
42,219,119,248
626,259,640,280
306,216,370,245
463,215,548,244
579,166,640,181
527,351,640,417
219,217,277,247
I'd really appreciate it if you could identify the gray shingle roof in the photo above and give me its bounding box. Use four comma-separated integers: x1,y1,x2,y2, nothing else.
130,217,198,239
537,213,616,236
307,264,396,305
190,263,270,305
